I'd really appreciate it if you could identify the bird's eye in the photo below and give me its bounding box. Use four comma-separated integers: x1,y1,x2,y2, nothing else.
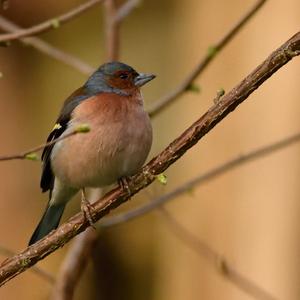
119,73,128,79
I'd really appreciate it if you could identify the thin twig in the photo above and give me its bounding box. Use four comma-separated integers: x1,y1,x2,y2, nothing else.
0,124,90,162
147,0,268,117
0,16,94,74
0,0,104,43
0,31,298,286
101,131,300,226
0,246,54,283
160,208,278,300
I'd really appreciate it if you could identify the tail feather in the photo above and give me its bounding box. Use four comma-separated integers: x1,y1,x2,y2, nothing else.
29,203,65,245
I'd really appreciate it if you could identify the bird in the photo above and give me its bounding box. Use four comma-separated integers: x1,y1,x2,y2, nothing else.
29,61,155,245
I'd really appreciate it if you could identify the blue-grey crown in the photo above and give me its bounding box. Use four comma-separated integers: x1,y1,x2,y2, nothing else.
84,61,135,96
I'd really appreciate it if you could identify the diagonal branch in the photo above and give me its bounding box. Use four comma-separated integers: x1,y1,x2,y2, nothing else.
147,0,268,117
0,246,54,284
0,0,104,43
0,31,299,287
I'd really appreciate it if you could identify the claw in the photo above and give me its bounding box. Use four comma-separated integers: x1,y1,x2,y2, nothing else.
81,189,96,229
118,176,131,195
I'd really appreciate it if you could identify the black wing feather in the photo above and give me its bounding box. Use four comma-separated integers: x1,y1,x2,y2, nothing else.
40,86,91,193
40,124,67,192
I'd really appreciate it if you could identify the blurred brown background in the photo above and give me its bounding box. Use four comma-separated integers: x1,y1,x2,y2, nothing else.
0,0,300,299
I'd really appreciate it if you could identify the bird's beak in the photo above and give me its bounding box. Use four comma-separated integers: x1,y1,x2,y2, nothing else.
134,73,156,87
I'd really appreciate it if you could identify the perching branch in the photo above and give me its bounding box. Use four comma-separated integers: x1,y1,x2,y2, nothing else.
0,0,104,43
0,31,299,286
0,246,54,284
0,124,90,162
100,131,300,227
147,0,268,117
0,16,94,74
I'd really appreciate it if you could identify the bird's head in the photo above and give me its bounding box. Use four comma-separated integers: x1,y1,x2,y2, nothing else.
86,62,155,94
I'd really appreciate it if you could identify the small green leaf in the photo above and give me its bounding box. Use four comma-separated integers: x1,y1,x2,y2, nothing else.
25,153,39,161
76,123,91,133
156,173,167,185
20,258,31,267
214,88,225,104
218,88,225,96
186,83,201,93
217,88,225,96
207,45,218,58
51,18,60,29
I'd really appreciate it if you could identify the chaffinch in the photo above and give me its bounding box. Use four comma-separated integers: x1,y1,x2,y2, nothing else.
29,61,155,245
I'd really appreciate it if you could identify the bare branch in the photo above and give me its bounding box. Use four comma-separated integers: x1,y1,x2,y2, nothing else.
101,131,300,226
160,208,278,300
0,246,54,284
0,0,104,43
0,31,298,287
0,124,90,162
0,16,94,74
147,0,268,117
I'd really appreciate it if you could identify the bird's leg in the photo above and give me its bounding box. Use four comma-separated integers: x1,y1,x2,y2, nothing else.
118,176,132,196
81,188,96,229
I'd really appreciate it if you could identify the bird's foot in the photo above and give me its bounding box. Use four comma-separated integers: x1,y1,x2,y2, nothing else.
118,176,132,196
81,189,96,229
